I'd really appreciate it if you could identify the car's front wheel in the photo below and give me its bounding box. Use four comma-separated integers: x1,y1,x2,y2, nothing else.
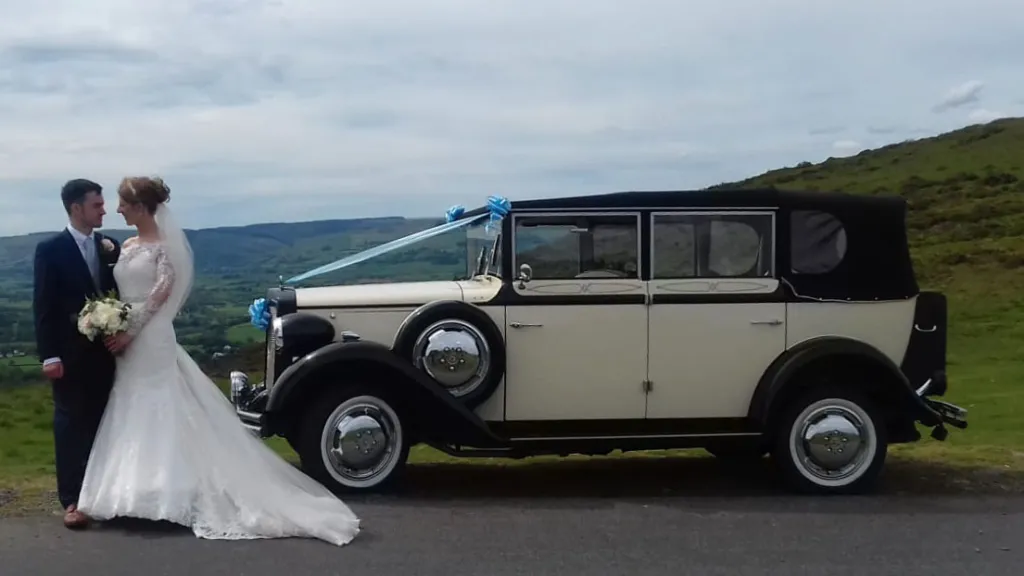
297,384,410,493
772,386,888,495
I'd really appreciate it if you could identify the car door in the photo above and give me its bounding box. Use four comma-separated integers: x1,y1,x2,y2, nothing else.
503,212,649,421
645,210,787,419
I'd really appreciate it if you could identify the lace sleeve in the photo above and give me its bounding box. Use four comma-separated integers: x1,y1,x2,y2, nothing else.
126,245,176,337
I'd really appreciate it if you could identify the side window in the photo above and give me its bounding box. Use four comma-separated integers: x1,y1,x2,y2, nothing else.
651,217,696,278
790,210,847,274
652,213,774,278
515,215,640,280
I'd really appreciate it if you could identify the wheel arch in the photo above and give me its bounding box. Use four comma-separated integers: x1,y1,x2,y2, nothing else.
748,336,934,441
264,339,507,448
391,299,506,409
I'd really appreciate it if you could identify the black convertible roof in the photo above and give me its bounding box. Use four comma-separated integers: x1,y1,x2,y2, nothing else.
465,187,918,302
508,187,907,212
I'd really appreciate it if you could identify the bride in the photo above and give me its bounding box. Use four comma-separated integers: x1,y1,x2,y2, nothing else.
76,176,360,546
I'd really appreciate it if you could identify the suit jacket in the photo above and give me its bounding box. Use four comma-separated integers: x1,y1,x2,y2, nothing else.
32,229,121,378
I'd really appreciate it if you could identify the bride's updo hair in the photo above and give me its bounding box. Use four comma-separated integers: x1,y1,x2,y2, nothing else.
118,176,171,215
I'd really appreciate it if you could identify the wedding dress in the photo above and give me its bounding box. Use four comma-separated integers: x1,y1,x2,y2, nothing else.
77,204,360,546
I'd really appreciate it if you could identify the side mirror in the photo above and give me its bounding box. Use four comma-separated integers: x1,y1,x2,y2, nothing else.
517,263,533,288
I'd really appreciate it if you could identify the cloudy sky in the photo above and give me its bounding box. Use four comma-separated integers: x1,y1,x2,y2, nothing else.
1,0,1021,236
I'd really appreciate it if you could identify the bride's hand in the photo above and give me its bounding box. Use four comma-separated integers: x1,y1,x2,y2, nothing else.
105,332,133,354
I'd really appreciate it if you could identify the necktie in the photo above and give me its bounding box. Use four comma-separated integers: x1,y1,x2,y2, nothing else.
83,237,100,290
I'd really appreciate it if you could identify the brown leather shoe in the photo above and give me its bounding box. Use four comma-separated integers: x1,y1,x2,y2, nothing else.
63,505,89,530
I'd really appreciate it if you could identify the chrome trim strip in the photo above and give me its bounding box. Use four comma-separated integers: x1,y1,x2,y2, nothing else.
264,305,277,390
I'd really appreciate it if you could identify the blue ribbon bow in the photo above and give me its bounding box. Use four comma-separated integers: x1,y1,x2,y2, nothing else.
248,298,270,331
445,205,465,223
485,195,510,234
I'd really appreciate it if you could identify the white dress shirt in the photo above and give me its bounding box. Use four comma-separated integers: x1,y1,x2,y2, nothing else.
42,225,99,367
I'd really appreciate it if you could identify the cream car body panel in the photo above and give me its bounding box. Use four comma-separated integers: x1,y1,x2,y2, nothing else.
647,279,786,419
786,299,917,365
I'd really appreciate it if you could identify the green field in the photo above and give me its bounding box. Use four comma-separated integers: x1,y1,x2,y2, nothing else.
2,118,1024,515
226,322,265,346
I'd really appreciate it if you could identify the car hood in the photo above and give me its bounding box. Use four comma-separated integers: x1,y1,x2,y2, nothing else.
294,276,502,309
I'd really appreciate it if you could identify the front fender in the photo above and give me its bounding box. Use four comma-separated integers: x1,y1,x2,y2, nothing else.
748,336,943,428
266,339,507,448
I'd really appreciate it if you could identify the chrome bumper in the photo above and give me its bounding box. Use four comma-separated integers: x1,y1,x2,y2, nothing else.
229,371,267,435
914,372,968,433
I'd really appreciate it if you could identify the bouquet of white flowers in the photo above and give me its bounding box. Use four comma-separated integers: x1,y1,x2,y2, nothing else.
77,292,132,341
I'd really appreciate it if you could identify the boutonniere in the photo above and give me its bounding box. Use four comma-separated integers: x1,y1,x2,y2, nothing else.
101,238,116,253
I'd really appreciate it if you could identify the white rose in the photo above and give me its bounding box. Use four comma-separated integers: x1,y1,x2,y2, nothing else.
100,308,120,330
93,307,117,332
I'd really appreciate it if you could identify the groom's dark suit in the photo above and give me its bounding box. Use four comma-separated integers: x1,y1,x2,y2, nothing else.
33,227,121,510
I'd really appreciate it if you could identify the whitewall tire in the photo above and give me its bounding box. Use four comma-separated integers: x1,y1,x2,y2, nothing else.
298,385,410,493
773,387,888,495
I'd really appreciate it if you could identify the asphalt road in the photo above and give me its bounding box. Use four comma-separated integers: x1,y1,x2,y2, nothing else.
3,459,1024,576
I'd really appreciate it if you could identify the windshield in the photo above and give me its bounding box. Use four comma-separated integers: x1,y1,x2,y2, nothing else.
282,211,503,286
465,220,502,280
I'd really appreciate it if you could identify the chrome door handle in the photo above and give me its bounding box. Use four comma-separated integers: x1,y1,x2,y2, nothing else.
750,319,783,326
510,322,543,328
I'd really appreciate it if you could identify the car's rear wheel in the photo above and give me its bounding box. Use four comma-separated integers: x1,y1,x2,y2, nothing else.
772,386,888,495
297,384,410,493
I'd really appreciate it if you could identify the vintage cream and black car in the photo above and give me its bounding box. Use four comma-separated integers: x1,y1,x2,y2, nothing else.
230,188,967,495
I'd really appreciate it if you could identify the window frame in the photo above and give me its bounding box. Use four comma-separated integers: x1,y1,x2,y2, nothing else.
510,211,643,281
648,210,777,280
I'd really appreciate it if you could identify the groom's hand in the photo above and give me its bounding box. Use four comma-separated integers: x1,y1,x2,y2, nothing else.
42,361,64,380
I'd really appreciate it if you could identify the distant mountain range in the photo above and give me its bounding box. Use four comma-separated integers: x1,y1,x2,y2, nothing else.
0,216,446,284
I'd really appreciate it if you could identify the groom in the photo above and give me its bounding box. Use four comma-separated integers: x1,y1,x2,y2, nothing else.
32,179,121,529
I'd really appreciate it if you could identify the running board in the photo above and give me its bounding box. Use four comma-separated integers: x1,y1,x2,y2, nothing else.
430,431,764,459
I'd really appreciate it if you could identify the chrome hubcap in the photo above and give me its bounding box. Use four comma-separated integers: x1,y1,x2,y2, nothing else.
323,400,400,484
791,401,874,485
412,319,490,397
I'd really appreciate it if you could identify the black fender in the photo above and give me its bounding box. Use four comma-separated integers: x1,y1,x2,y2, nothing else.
265,339,507,448
392,300,506,409
747,336,943,430
277,312,335,359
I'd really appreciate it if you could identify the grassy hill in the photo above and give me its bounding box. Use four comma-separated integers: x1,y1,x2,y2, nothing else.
713,117,1024,287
